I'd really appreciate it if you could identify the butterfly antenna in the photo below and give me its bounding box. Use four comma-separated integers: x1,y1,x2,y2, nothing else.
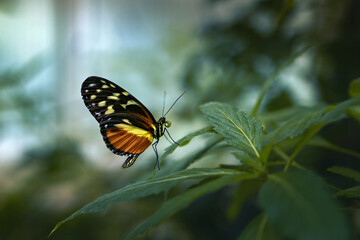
163,91,186,117
162,91,166,116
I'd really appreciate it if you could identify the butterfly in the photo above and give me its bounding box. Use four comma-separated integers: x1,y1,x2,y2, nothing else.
81,76,184,169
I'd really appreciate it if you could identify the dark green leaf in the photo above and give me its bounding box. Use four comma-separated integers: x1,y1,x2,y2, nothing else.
336,185,360,198
259,170,349,240
227,179,262,221
124,172,256,240
328,166,360,182
349,78,360,98
200,102,263,160
347,105,360,123
50,168,238,235
309,137,360,159
237,214,279,240
263,97,360,149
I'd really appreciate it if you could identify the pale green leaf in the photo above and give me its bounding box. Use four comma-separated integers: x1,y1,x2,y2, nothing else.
259,170,349,240
263,109,324,145
232,151,261,171
259,106,322,124
320,96,360,124
200,102,263,160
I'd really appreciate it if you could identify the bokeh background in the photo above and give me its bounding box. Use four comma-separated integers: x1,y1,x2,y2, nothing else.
1,0,359,239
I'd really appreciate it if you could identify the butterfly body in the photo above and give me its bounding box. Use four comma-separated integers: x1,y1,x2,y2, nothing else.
81,76,169,168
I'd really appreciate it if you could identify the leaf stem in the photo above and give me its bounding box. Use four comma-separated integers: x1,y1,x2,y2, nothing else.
284,123,324,171
252,45,316,117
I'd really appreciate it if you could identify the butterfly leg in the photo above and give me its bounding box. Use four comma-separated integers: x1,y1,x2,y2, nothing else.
164,128,179,145
151,140,160,170
122,154,139,168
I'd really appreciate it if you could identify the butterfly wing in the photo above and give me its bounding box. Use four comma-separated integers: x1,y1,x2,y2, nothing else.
81,76,158,168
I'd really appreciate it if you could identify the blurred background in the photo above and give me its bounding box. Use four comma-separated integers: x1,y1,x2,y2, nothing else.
0,0,359,239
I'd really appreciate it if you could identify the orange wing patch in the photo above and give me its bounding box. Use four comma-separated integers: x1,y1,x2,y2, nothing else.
105,125,154,154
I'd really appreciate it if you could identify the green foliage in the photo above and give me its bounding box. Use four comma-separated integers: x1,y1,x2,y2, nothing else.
349,78,360,98
161,126,215,161
52,50,360,239
335,185,360,199
263,108,324,145
259,170,349,240
328,167,360,199
124,174,249,240
328,166,360,182
50,168,239,236
237,214,279,240
200,103,263,160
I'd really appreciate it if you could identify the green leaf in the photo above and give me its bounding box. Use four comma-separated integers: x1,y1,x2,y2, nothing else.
285,123,324,171
349,78,360,98
263,108,324,146
328,166,360,182
320,96,360,124
237,214,279,240
336,185,360,198
259,106,320,124
232,151,261,171
263,97,360,147
252,45,316,116
124,172,257,240
200,102,263,159
259,170,349,240
227,179,263,221
159,137,223,176
50,168,238,235
309,136,360,159
161,126,214,161
347,105,360,123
